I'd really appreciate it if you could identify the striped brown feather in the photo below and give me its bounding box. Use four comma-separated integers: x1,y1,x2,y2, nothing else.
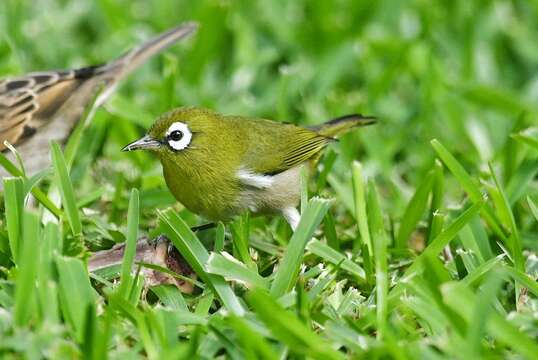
0,21,197,184
0,71,83,150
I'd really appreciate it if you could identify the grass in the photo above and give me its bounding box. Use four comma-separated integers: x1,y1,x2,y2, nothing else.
1,0,538,358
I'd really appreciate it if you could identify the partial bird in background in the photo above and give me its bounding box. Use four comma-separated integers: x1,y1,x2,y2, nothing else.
0,21,198,180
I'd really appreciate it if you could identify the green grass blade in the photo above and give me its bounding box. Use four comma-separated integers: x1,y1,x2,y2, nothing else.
80,303,97,360
428,212,445,244
151,285,189,311
3,177,24,263
56,255,97,342
118,188,139,299
306,239,366,281
0,152,22,175
14,211,41,327
158,308,208,327
214,222,225,252
37,281,60,326
3,141,26,176
431,139,505,240
396,170,434,248
230,212,256,271
0,152,62,219
158,208,245,316
323,211,339,250
391,201,484,300
487,163,524,273
503,265,538,297
316,149,337,191
51,141,82,236
38,222,62,324
442,281,538,359
487,315,538,359
247,288,344,360
22,168,52,196
427,160,445,243
226,315,279,360
351,161,372,254
512,127,538,150
419,202,484,269
466,273,503,357
327,174,355,216
270,197,331,298
527,196,538,222
367,182,389,339
487,164,525,310
461,255,505,286
505,159,538,205
107,293,158,358
206,251,269,289
194,290,214,316
430,139,482,200
469,216,494,260
458,225,484,263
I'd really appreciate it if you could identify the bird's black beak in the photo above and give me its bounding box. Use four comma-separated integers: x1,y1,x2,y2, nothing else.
122,135,161,151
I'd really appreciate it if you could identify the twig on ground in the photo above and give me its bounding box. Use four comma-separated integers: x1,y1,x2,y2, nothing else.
88,235,197,293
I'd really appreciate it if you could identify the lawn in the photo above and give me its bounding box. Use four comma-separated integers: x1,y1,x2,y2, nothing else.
1,0,538,358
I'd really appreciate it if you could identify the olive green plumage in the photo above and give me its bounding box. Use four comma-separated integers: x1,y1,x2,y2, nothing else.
123,106,375,228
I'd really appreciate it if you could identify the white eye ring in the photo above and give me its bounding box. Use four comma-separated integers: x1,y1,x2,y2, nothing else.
166,122,192,151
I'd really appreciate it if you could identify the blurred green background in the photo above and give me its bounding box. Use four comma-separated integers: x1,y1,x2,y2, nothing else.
2,0,537,221
1,0,538,358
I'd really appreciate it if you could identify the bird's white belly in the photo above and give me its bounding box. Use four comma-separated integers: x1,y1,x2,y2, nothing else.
236,165,302,215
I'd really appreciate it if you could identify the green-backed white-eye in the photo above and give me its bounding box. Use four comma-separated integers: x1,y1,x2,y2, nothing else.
123,107,375,229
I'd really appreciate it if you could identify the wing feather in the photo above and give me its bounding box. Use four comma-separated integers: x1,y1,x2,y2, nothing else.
0,22,198,152
0,88,39,132
0,72,77,149
232,116,332,176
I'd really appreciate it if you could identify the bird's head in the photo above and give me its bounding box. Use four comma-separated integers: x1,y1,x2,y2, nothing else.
122,106,219,156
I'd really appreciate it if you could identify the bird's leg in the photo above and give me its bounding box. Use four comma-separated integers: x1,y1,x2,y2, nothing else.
282,207,300,231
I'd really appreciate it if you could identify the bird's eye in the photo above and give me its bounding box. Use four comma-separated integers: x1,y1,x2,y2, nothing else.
166,121,192,151
169,130,183,141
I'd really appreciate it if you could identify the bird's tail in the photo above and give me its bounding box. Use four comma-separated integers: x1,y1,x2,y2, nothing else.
88,22,198,109
310,114,376,138
103,21,198,79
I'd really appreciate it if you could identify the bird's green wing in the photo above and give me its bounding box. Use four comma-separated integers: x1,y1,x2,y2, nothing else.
235,117,333,175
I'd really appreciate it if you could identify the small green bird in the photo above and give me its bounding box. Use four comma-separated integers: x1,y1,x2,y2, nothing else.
123,107,375,229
